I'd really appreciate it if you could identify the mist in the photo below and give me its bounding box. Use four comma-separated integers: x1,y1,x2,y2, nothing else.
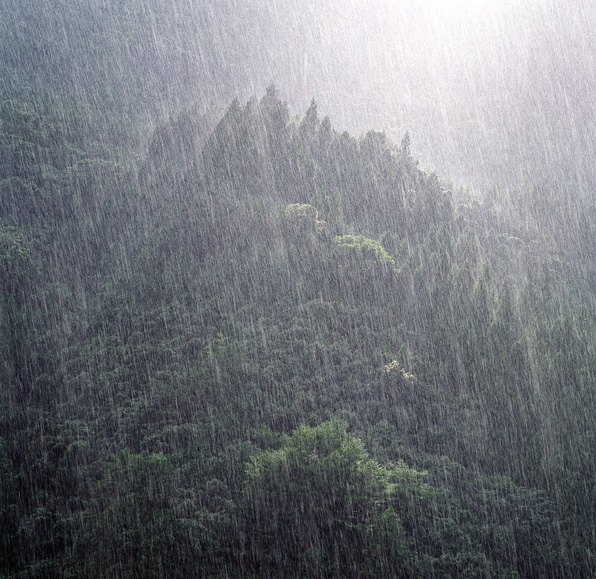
1,0,596,576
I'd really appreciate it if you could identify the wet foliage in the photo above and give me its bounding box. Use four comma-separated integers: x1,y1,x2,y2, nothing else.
1,86,596,577
2,1,596,575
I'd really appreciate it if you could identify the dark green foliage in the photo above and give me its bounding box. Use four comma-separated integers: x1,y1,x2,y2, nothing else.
2,91,595,577
241,420,414,577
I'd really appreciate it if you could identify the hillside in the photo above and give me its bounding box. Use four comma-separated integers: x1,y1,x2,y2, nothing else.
2,89,596,577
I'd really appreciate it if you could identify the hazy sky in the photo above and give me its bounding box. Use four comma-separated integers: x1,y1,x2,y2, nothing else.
284,0,595,189
2,0,592,190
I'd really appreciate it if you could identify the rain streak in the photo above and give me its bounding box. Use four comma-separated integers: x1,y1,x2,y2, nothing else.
1,0,595,576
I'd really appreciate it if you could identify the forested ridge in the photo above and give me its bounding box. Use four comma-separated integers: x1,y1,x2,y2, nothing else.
3,0,596,190
2,84,596,577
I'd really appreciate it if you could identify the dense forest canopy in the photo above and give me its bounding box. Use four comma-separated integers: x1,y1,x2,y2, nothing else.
2,1,596,577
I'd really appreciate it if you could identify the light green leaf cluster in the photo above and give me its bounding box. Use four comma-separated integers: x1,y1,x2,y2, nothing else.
283,203,326,233
334,234,396,266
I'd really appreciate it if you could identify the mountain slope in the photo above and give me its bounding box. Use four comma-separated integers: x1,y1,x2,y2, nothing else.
2,90,595,576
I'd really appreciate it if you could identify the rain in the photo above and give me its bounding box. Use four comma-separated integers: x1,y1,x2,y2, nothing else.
1,0,595,576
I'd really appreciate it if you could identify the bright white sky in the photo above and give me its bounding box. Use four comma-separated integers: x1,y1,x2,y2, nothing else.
421,0,502,10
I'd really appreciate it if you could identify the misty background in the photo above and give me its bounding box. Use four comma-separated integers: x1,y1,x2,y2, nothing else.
2,0,594,190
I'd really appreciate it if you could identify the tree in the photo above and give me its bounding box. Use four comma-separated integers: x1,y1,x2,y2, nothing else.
74,449,227,578
0,225,37,398
241,419,416,577
300,98,320,142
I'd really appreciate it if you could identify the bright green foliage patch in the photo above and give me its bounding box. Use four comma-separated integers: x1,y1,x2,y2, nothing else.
334,234,397,266
283,203,326,233
243,420,420,576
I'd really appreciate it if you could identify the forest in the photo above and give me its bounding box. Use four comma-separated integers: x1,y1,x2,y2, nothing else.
2,1,596,577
